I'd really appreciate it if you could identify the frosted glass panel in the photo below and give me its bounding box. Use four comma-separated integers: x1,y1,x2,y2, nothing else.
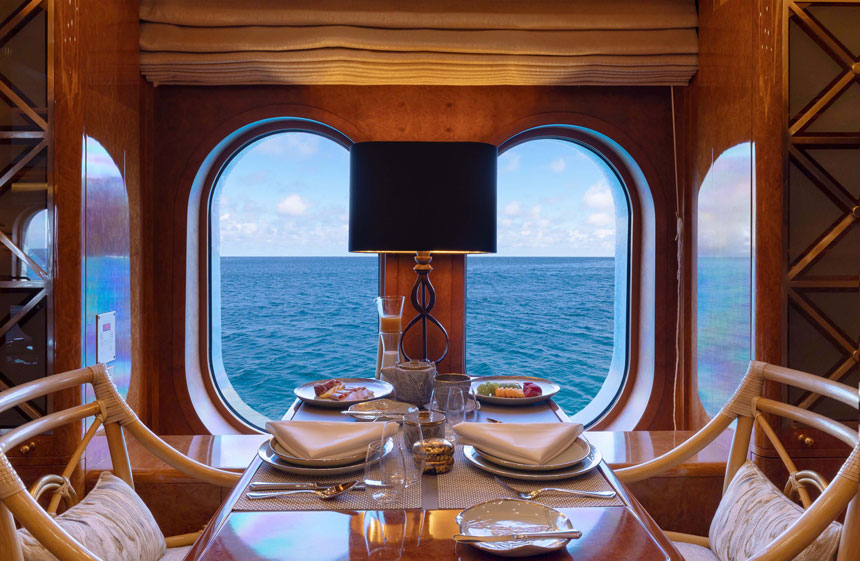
697,143,752,417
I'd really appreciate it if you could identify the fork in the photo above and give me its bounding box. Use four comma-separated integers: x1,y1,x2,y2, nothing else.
493,476,616,500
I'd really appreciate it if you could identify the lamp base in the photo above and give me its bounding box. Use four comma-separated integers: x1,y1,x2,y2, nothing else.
400,251,449,364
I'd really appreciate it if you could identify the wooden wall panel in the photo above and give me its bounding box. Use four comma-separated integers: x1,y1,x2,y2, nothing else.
51,0,142,456
144,85,680,434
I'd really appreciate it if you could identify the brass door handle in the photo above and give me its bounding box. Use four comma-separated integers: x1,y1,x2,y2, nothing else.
19,441,37,455
798,434,814,448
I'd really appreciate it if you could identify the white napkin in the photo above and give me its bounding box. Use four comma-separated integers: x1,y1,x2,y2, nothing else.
453,422,584,465
265,421,398,460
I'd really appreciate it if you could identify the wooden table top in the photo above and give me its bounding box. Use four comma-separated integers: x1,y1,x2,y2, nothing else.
184,399,683,561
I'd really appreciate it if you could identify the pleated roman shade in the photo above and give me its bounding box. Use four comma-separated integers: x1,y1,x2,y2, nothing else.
139,0,698,86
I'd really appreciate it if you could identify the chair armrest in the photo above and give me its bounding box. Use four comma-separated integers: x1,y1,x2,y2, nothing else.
165,531,202,548
615,414,733,483
124,420,241,488
664,531,710,548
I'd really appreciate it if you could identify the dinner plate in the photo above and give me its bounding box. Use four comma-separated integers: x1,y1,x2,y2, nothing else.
257,440,391,476
294,378,394,409
470,376,560,406
462,441,602,481
269,438,366,467
473,436,591,472
456,499,575,557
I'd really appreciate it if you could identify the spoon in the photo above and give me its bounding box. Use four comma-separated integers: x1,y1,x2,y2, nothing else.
246,481,357,500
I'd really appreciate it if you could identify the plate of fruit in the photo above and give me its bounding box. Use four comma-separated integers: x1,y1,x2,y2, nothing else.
471,376,560,406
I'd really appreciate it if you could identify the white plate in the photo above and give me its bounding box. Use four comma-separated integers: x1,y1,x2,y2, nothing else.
474,436,591,472
257,441,389,476
470,376,560,406
294,378,394,409
346,398,418,421
463,442,602,481
456,498,574,557
269,439,366,468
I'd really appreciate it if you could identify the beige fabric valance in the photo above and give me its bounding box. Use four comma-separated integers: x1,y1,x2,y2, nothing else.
140,0,698,86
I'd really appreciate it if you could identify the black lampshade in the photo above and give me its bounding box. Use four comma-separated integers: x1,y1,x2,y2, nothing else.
349,141,497,253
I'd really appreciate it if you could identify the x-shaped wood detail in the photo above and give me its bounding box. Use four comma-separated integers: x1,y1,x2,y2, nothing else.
788,2,860,135
0,0,50,426
785,1,860,409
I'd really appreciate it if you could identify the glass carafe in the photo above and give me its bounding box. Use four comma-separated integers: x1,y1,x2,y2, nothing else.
375,296,405,378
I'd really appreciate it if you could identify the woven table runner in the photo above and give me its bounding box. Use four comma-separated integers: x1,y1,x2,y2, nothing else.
430,447,625,510
233,462,422,511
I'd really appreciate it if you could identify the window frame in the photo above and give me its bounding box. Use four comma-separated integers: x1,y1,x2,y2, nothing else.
198,118,355,432
190,117,658,433
483,127,634,426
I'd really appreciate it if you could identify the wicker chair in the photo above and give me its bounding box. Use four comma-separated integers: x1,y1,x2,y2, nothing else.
0,364,241,561
616,361,860,561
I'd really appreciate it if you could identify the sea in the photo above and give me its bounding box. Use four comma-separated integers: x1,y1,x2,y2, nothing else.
219,256,615,420
219,256,749,422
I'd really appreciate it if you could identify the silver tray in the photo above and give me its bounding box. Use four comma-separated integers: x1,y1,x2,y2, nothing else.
294,378,394,409
463,441,602,481
470,376,560,406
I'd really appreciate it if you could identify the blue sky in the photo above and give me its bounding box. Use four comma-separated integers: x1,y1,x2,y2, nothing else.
697,143,752,257
215,133,626,257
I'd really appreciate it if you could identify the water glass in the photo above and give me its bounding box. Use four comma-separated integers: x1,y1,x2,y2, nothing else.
397,417,425,488
444,387,466,443
364,437,406,505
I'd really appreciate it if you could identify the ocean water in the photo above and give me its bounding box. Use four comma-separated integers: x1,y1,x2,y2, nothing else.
219,257,616,420
697,256,751,417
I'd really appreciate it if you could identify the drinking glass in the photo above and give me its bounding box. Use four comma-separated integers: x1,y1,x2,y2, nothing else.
398,416,425,488
444,387,466,443
364,437,406,505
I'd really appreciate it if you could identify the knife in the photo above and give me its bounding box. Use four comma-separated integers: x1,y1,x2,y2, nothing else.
340,410,406,417
452,530,582,543
249,482,366,491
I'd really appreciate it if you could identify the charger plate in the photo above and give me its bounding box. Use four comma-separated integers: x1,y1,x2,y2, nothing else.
456,499,575,557
269,438,366,468
473,436,591,472
463,442,602,481
258,441,380,476
294,378,394,409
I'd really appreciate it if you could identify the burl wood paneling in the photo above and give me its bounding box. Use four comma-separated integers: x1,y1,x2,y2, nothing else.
79,0,140,411
145,85,679,434
672,0,756,427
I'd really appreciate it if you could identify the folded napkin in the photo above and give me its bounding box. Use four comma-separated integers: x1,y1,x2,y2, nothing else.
265,421,399,460
453,422,584,465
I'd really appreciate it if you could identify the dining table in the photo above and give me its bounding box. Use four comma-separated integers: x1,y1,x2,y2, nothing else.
182,396,684,561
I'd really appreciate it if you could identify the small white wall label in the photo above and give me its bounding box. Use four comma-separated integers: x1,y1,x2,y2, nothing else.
96,311,117,364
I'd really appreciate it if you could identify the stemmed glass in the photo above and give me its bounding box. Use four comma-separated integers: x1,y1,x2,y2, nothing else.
364,437,406,505
429,387,466,443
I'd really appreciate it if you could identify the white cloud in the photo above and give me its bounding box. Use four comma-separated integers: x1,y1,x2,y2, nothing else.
255,134,320,158
593,228,615,239
503,201,521,216
500,152,520,173
583,182,614,209
276,194,310,216
586,213,612,227
549,157,566,173
529,205,542,218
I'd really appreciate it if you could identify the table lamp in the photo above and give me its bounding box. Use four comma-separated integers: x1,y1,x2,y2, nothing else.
349,141,497,363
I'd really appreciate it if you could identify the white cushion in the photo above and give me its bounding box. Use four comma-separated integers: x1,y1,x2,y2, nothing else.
673,541,718,561
160,546,192,561
18,471,166,561
709,461,841,561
